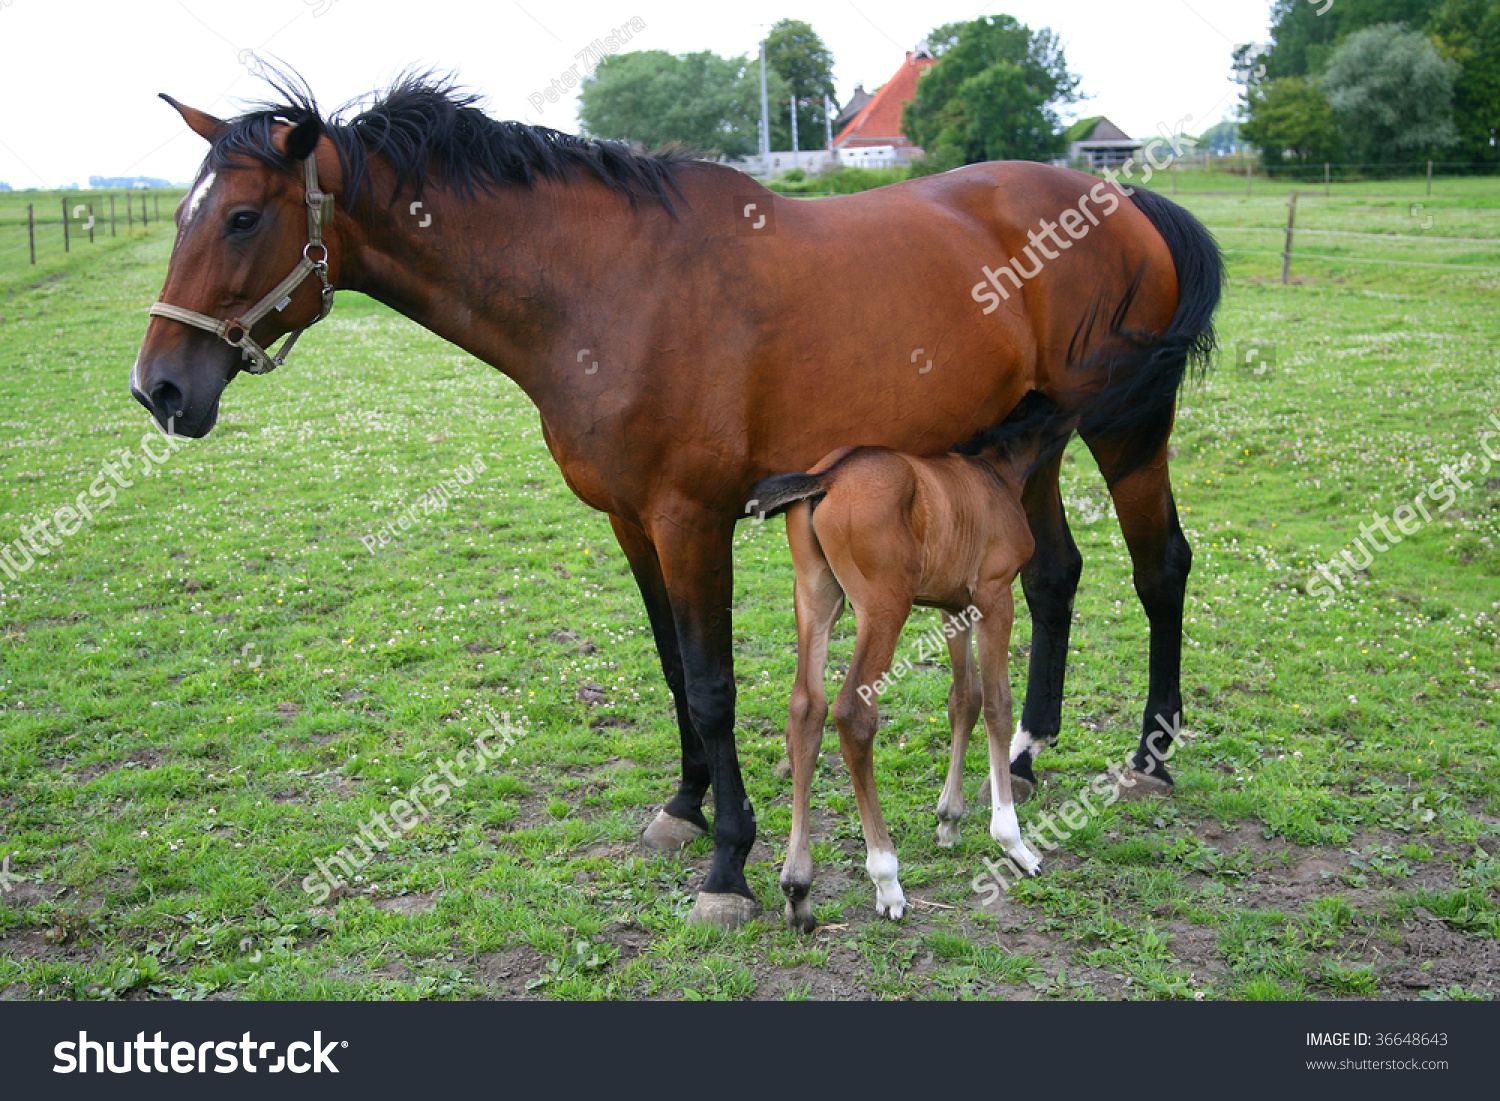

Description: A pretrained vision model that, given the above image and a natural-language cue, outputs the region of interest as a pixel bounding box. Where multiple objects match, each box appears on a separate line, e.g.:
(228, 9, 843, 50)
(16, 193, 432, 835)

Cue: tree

(1197, 119, 1244, 155)
(764, 19, 838, 150)
(901, 15, 1080, 171)
(577, 49, 786, 158)
(1247, 0, 1498, 164)
(1320, 24, 1461, 163)
(1262, 0, 1435, 79)
(1240, 77, 1340, 165)
(1429, 0, 1500, 161)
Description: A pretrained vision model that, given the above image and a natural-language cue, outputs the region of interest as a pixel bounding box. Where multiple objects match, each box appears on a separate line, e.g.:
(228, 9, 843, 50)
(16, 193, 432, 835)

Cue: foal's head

(957, 390, 1071, 484)
(131, 96, 342, 438)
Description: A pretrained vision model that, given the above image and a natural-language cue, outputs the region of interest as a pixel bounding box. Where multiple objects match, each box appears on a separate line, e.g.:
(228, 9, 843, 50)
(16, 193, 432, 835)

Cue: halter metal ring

(303, 242, 329, 265)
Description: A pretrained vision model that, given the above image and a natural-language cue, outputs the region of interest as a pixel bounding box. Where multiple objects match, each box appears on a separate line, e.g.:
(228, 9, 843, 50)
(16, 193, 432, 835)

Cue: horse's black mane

(205, 65, 696, 211)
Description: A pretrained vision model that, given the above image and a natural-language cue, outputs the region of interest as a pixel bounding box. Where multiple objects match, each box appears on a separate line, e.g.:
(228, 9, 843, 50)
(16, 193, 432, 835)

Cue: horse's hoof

(688, 892, 761, 929)
(1115, 769, 1173, 801)
(973, 774, 1034, 806)
(641, 809, 707, 852)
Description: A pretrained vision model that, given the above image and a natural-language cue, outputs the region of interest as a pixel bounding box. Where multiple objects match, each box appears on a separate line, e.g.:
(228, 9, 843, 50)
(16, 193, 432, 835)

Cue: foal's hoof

(641, 810, 707, 853)
(973, 774, 1035, 807)
(1114, 769, 1174, 802)
(784, 898, 817, 934)
(687, 892, 762, 929)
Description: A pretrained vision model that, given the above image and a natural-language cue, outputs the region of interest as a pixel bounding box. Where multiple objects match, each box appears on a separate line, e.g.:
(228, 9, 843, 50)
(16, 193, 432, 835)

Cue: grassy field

(0, 173, 1496, 1002)
(0, 188, 185, 299)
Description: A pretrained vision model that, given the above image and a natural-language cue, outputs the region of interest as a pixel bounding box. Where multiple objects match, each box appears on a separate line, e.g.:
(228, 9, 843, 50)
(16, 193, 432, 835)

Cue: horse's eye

(228, 211, 260, 232)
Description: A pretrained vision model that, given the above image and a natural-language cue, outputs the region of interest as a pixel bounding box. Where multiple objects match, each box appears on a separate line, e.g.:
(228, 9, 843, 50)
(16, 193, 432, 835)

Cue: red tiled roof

(832, 52, 936, 149)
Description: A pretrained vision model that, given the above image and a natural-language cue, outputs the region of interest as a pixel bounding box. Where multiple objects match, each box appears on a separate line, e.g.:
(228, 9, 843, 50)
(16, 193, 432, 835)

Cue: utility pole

(824, 93, 834, 149)
(758, 36, 771, 172)
(790, 95, 799, 170)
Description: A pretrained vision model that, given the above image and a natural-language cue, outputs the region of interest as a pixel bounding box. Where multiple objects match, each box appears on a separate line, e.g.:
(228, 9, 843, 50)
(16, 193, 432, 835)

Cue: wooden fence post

(1324, 162, 1330, 198)
(62, 197, 69, 252)
(1246, 156, 1252, 196)
(110, 194, 117, 237)
(127, 192, 134, 232)
(27, 203, 34, 264)
(1427, 160, 1434, 196)
(88, 202, 95, 244)
(1281, 190, 1298, 286)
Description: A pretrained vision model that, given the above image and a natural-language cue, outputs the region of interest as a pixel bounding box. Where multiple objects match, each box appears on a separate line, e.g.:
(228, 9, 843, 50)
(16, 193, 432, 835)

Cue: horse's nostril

(150, 380, 185, 417)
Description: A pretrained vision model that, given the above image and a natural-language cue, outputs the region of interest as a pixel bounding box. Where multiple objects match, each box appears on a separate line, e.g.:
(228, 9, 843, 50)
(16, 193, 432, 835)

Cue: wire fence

(1206, 190, 1500, 280)
(0, 190, 177, 266)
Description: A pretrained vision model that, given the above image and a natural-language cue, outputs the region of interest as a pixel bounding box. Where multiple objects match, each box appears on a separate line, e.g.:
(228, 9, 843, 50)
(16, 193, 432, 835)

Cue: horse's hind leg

(1010, 447, 1082, 795)
(935, 614, 979, 848)
(1084, 431, 1189, 795)
(831, 602, 910, 921)
(779, 504, 845, 933)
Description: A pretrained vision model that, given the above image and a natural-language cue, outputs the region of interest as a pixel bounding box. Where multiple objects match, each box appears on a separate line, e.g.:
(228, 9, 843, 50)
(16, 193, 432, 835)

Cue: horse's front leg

(609, 516, 711, 850)
(649, 509, 760, 928)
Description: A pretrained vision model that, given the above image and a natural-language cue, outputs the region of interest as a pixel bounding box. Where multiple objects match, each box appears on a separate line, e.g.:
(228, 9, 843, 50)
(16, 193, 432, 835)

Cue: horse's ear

(272, 118, 343, 194)
(281, 116, 321, 161)
(159, 94, 226, 143)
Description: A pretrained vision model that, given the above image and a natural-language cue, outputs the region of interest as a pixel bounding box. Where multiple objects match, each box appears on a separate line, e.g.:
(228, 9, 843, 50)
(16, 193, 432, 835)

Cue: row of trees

(576, 19, 837, 158)
(1241, 0, 1500, 168)
(577, 15, 1081, 171)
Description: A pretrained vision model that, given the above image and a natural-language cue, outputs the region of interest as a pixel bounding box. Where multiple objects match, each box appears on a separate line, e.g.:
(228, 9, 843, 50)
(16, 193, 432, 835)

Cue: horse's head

(131, 95, 343, 437)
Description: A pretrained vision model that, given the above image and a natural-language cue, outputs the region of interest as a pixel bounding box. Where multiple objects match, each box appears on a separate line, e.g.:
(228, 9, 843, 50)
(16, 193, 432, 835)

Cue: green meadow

(0, 174, 1496, 1001)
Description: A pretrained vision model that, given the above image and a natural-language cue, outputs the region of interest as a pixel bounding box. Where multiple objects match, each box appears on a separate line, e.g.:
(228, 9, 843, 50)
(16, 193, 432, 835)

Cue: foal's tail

(748, 472, 828, 520)
(1070, 185, 1223, 473)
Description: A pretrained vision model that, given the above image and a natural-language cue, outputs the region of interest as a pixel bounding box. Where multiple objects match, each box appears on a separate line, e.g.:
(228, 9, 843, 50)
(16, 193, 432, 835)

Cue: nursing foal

(752, 394, 1062, 932)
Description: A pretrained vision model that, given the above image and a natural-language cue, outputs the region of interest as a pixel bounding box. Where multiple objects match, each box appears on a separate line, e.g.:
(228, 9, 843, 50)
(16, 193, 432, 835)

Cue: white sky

(0, 0, 1273, 188)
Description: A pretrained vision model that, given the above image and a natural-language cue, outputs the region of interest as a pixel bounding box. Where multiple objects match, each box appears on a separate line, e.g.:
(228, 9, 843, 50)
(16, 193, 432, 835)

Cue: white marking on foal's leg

(866, 847, 906, 920)
(989, 776, 1042, 876)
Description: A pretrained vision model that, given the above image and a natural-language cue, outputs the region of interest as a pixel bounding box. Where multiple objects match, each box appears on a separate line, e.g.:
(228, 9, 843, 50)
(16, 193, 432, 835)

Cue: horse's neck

(339, 179, 609, 393)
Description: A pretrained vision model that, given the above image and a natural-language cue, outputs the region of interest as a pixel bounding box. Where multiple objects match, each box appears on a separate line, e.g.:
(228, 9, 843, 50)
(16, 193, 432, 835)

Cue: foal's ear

(159, 94, 227, 143)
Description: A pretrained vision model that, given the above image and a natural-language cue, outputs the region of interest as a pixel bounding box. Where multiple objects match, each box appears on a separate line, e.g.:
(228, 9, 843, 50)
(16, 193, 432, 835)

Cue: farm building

(829, 49, 937, 169)
(1061, 116, 1145, 170)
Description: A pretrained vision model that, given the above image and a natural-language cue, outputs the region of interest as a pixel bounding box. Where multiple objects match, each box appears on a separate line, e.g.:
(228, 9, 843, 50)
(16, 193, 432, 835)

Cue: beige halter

(148, 154, 335, 375)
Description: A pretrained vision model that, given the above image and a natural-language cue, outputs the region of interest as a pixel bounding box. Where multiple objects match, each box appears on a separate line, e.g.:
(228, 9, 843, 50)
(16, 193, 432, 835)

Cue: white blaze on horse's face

(184, 170, 217, 225)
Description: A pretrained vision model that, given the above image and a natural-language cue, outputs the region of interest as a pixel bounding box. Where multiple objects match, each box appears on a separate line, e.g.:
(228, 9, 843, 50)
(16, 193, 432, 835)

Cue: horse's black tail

(1070, 184, 1223, 474)
(747, 472, 827, 520)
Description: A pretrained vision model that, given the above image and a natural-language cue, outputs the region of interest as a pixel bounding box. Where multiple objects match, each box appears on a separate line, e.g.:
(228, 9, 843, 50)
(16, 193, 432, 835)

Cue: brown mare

(130, 73, 1220, 927)
(751, 394, 1063, 931)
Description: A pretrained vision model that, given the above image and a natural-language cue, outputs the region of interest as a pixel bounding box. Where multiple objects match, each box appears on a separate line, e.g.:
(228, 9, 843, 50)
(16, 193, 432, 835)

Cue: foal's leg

(935, 614, 979, 848)
(975, 583, 1042, 876)
(1084, 432, 1190, 795)
(779, 504, 845, 933)
(831, 603, 911, 921)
